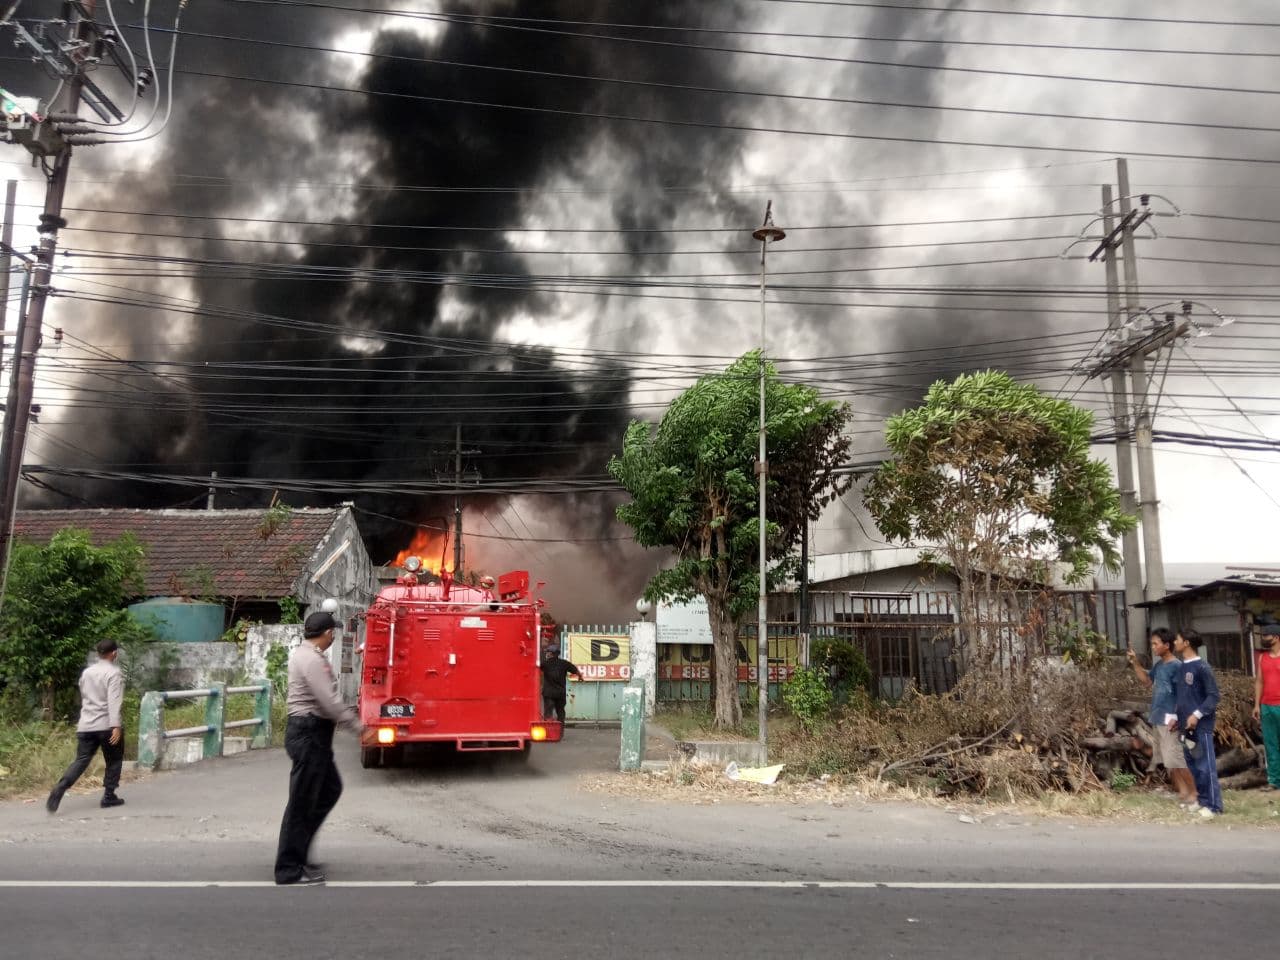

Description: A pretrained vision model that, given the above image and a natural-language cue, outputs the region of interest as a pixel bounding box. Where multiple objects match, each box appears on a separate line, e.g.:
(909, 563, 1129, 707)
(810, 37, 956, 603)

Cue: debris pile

(775, 667, 1268, 799)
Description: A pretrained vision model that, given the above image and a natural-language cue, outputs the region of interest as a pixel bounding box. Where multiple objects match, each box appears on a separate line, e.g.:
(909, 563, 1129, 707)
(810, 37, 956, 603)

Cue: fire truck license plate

(380, 703, 415, 718)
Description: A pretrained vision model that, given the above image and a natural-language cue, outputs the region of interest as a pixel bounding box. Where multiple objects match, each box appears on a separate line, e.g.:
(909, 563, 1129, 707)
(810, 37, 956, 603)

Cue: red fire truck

(357, 560, 563, 767)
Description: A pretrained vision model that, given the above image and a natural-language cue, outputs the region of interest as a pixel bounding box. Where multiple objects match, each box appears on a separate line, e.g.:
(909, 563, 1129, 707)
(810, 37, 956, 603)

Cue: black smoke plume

(30, 1, 756, 614)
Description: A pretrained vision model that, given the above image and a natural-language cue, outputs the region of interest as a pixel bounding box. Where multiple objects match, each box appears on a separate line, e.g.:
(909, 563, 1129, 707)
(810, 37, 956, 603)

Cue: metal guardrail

(137, 681, 272, 770)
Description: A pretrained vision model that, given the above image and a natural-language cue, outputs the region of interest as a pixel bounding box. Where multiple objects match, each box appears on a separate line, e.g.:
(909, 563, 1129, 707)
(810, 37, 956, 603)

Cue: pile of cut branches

(775, 665, 1267, 799)
(1076, 672, 1268, 790)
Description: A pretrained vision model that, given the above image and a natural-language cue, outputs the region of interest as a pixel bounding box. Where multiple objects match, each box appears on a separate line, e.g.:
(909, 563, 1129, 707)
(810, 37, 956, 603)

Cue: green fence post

(137, 691, 166, 770)
(204, 682, 225, 760)
(252, 681, 271, 749)
(619, 679, 646, 771)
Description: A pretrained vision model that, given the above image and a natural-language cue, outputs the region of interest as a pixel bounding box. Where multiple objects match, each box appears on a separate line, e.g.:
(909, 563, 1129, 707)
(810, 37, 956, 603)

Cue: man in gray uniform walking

(274, 611, 365, 885)
(47, 638, 126, 813)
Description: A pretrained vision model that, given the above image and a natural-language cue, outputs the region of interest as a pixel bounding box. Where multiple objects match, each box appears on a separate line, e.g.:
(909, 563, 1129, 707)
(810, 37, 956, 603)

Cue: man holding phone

(1128, 628, 1197, 807)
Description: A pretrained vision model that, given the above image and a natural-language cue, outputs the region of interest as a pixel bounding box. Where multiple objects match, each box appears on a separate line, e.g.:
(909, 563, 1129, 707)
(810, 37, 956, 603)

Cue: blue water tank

(127, 598, 226, 643)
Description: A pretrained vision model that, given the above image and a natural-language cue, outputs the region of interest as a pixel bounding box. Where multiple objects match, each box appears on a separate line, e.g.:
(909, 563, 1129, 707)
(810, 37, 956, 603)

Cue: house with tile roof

(12, 504, 378, 628)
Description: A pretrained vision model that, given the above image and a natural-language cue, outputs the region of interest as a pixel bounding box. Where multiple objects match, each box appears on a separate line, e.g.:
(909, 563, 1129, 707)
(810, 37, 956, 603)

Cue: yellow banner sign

(564, 631, 631, 681)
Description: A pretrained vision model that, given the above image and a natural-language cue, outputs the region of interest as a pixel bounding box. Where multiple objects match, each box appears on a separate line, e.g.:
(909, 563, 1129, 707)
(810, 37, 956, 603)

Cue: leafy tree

(610, 351, 852, 727)
(862, 371, 1135, 669)
(0, 528, 149, 717)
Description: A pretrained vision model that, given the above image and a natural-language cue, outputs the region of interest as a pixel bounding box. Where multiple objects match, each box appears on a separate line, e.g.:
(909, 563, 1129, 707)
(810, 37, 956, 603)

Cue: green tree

(862, 371, 1136, 669)
(610, 351, 852, 727)
(0, 528, 149, 717)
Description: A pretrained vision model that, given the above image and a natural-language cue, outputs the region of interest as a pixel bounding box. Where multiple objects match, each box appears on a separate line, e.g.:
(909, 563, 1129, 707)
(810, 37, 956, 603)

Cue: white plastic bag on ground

(724, 762, 785, 785)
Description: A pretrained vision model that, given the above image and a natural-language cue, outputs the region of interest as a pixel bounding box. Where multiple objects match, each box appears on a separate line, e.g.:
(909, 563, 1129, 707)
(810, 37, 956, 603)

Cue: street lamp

(752, 201, 784, 757)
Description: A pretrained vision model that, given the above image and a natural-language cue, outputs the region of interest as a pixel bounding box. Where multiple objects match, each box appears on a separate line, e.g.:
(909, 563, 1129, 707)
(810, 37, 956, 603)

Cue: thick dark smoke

(28, 1, 755, 615)
(24, 1, 1273, 600)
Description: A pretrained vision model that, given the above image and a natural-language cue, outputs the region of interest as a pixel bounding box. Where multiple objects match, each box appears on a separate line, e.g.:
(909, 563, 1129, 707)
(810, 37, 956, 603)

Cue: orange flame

(393, 527, 451, 575)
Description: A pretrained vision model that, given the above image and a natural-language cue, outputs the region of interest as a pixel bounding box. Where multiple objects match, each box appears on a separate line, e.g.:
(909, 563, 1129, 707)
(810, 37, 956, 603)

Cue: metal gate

(558, 624, 630, 723)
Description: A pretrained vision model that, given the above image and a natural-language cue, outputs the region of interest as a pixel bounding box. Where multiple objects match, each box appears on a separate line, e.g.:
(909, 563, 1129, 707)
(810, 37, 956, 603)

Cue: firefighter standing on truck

(539, 644, 580, 724)
(274, 611, 366, 886)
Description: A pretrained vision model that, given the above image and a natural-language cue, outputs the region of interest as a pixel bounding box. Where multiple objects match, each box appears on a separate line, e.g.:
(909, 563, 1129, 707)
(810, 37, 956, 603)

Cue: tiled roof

(12, 508, 343, 599)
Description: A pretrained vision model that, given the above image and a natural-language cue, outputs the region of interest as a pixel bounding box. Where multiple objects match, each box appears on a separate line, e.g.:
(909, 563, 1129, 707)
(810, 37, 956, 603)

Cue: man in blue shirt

(1173, 629, 1222, 818)
(1128, 627, 1196, 807)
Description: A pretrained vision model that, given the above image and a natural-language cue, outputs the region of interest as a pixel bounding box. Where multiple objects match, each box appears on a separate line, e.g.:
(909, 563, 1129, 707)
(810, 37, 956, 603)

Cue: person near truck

(1253, 622, 1280, 792)
(539, 645, 580, 724)
(274, 612, 367, 886)
(1127, 627, 1197, 808)
(1173, 629, 1222, 818)
(46, 638, 126, 813)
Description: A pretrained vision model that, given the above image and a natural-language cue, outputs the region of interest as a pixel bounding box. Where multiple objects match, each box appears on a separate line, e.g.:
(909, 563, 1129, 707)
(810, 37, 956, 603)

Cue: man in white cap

(274, 611, 365, 885)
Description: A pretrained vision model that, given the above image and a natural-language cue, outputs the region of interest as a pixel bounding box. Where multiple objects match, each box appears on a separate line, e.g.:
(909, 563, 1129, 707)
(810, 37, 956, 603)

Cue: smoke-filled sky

(3, 0, 1280, 620)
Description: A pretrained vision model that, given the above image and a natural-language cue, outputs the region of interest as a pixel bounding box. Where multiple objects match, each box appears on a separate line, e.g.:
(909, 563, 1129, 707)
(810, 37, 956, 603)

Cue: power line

(139, 26, 1280, 136)
(154, 65, 1280, 165)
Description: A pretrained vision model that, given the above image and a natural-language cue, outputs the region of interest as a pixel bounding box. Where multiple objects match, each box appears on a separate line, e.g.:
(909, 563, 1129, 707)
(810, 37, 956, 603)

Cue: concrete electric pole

(1080, 161, 1231, 637)
(1116, 158, 1166, 607)
(1099, 184, 1145, 650)
(752, 201, 784, 755)
(0, 0, 99, 574)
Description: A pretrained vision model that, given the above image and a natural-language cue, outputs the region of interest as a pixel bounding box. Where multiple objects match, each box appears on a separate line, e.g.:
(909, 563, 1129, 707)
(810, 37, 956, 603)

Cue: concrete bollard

(137, 691, 165, 771)
(203, 682, 225, 760)
(619, 679, 646, 771)
(252, 683, 272, 749)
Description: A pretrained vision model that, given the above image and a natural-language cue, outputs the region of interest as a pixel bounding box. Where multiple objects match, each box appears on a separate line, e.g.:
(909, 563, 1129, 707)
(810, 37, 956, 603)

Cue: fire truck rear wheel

(360, 746, 404, 768)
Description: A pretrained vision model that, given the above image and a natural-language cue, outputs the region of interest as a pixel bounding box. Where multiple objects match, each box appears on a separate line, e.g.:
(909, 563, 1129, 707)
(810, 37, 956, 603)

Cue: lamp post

(752, 202, 784, 756)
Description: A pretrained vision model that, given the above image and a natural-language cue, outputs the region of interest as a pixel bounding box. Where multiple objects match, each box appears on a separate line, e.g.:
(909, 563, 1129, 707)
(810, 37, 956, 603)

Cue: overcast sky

(3, 0, 1279, 617)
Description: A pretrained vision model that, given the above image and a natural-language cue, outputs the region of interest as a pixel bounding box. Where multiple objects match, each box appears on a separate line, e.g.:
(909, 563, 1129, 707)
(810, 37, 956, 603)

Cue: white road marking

(0, 880, 1279, 891)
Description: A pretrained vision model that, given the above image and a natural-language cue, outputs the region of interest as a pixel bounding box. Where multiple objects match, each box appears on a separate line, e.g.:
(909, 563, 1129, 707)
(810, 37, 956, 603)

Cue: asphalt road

(1, 885, 1273, 960)
(2, 728, 1277, 958)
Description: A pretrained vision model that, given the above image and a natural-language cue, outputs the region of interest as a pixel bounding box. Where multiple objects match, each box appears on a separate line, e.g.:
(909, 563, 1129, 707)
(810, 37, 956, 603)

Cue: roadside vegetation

(0, 527, 288, 800)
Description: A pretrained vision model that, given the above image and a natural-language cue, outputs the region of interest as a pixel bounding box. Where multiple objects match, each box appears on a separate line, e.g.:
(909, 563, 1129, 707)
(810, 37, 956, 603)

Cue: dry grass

(0, 722, 145, 801)
(590, 759, 1280, 828)
(768, 668, 1139, 799)
(0, 694, 284, 801)
(595, 666, 1280, 825)
(652, 707, 758, 743)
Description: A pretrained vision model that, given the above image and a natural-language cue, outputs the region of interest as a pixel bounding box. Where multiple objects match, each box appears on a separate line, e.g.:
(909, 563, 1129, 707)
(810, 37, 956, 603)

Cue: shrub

(810, 636, 872, 702)
(782, 667, 834, 732)
(1110, 770, 1138, 792)
(266, 643, 290, 699)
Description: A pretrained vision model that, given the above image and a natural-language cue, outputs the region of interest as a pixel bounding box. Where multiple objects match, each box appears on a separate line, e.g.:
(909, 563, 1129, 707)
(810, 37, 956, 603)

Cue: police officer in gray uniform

(274, 611, 365, 885)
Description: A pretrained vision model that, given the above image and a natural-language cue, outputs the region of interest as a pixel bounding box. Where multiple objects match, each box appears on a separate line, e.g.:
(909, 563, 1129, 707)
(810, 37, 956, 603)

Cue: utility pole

(1079, 163, 1232, 637)
(0, 0, 97, 574)
(434, 426, 479, 577)
(752, 202, 784, 755)
(798, 515, 810, 667)
(207, 471, 218, 510)
(1100, 184, 1146, 651)
(0, 180, 14, 343)
(1117, 158, 1166, 606)
(453, 424, 464, 575)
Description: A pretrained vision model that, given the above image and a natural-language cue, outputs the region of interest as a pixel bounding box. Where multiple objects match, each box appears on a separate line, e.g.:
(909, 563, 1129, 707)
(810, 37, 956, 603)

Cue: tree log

(1129, 719, 1156, 751)
(1081, 735, 1144, 752)
(1106, 699, 1152, 715)
(1106, 710, 1136, 735)
(1220, 768, 1268, 791)
(1216, 747, 1260, 777)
